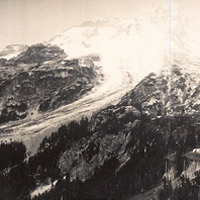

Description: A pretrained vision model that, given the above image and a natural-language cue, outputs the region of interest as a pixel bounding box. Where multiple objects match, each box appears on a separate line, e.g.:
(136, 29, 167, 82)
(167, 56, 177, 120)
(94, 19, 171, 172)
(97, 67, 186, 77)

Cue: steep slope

(30, 63, 200, 199)
(1, 61, 200, 199)
(120, 61, 200, 116)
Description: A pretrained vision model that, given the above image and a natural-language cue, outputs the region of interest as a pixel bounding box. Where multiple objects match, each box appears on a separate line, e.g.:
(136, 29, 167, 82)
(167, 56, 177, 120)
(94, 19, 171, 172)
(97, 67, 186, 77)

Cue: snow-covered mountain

(1, 4, 200, 200)
(49, 5, 200, 71)
(49, 4, 200, 110)
(1, 4, 200, 154)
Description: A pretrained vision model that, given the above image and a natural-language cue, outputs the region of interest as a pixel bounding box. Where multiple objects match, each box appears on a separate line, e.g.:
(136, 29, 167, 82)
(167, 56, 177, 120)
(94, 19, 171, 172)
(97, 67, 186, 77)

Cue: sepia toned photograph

(0, 0, 200, 199)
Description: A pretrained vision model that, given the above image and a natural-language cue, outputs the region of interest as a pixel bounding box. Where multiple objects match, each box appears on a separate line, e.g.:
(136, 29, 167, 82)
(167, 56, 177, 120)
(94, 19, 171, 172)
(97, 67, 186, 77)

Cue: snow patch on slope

(30, 180, 57, 199)
(0, 51, 23, 59)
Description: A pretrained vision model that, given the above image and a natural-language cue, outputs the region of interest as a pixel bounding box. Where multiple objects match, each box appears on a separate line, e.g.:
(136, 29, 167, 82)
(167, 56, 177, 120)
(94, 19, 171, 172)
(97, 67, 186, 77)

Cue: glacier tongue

(49, 15, 168, 106)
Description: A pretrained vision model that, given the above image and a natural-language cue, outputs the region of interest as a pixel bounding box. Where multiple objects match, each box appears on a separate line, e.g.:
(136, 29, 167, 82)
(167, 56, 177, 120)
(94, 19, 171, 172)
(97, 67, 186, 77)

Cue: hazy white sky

(0, 0, 200, 50)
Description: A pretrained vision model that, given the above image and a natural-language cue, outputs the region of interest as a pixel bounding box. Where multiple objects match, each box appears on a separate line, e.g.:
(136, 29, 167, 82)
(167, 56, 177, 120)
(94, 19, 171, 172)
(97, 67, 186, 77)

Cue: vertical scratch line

(168, 0, 172, 134)
(168, 0, 172, 85)
(168, 0, 171, 58)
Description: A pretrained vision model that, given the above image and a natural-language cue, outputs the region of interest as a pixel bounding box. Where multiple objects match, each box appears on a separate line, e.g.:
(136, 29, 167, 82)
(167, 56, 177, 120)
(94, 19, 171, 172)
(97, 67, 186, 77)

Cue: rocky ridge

(0, 44, 101, 125)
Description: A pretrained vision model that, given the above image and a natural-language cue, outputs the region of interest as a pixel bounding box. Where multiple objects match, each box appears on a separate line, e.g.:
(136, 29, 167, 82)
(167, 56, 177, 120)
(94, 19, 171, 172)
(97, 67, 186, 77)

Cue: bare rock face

(7, 44, 66, 65)
(0, 44, 100, 124)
